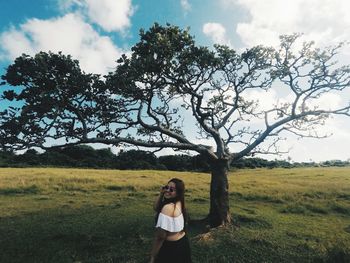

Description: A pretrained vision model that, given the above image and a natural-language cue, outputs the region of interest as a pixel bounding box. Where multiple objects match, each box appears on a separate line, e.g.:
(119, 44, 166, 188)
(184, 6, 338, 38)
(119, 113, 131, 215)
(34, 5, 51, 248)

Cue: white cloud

(58, 0, 134, 32)
(232, 0, 350, 48)
(244, 88, 344, 113)
(84, 0, 134, 32)
(180, 0, 191, 13)
(279, 115, 350, 162)
(243, 89, 279, 111)
(202, 22, 232, 47)
(309, 93, 343, 111)
(0, 14, 123, 75)
(0, 27, 35, 60)
(58, 0, 84, 11)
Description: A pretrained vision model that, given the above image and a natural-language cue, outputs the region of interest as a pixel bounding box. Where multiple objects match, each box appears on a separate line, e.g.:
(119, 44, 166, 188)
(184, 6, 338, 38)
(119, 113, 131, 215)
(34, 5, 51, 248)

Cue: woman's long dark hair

(155, 178, 188, 230)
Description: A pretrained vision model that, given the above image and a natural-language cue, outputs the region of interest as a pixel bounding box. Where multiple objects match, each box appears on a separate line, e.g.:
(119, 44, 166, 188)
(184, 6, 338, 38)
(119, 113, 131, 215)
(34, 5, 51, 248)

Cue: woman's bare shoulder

(160, 203, 175, 216)
(161, 202, 182, 217)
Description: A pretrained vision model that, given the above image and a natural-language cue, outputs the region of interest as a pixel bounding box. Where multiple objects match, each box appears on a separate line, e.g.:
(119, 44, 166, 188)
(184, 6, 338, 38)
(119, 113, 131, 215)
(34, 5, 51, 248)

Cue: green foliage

(0, 151, 14, 167)
(1, 147, 349, 170)
(232, 157, 293, 169)
(158, 154, 209, 171)
(116, 149, 159, 169)
(1, 23, 350, 167)
(0, 52, 103, 149)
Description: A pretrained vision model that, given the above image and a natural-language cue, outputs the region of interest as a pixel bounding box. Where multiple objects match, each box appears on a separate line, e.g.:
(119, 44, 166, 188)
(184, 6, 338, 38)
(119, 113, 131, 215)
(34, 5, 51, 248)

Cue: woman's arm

(149, 228, 167, 263)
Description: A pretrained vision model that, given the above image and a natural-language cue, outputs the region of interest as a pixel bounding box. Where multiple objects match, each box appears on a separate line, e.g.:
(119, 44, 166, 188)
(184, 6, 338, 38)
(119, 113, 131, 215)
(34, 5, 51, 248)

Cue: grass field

(0, 167, 349, 263)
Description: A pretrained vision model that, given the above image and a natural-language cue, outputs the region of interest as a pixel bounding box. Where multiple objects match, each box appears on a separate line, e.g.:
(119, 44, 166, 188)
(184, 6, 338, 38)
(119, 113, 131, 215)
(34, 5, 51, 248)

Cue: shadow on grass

(279, 202, 349, 216)
(313, 241, 350, 263)
(0, 185, 40, 195)
(1, 201, 348, 263)
(330, 203, 350, 215)
(105, 185, 136, 191)
(232, 213, 273, 229)
(0, 204, 153, 263)
(230, 191, 284, 204)
(189, 216, 315, 263)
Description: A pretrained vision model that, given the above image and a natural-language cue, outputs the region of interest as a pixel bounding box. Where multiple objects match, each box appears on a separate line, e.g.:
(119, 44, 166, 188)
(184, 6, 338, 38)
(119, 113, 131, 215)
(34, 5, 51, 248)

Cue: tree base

(189, 213, 232, 229)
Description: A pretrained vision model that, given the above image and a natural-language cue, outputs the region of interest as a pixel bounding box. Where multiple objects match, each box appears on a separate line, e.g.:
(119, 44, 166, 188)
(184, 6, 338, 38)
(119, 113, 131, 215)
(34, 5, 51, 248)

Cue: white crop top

(155, 213, 184, 232)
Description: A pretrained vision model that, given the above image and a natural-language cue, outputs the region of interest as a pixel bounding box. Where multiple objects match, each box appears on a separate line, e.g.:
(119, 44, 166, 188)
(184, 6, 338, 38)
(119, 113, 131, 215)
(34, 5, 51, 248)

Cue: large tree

(1, 24, 350, 227)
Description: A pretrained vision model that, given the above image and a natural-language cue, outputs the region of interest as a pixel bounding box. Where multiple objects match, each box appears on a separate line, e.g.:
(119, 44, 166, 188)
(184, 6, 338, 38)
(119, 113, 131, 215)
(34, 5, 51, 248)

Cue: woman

(149, 178, 192, 263)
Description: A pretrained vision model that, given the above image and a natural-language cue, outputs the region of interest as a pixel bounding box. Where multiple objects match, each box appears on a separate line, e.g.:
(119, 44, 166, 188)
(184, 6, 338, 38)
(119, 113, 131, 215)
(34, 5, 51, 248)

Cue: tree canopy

(1, 25, 349, 161)
(1, 23, 350, 226)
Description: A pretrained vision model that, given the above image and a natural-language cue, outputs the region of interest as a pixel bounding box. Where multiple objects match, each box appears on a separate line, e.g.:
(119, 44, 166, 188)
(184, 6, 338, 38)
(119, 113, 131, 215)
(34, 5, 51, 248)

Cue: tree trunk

(207, 158, 231, 227)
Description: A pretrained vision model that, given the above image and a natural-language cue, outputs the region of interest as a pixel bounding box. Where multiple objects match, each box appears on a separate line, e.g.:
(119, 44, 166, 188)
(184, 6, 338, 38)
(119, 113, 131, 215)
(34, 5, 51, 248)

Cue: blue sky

(0, 0, 248, 68)
(1, 0, 350, 162)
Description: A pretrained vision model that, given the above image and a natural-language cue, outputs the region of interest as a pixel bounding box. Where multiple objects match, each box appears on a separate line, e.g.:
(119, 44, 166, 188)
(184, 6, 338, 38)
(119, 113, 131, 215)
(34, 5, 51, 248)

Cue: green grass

(0, 167, 349, 262)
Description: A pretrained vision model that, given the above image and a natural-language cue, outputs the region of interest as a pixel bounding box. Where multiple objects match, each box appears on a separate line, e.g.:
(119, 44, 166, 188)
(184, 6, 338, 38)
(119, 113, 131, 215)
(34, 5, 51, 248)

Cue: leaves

(1, 24, 349, 160)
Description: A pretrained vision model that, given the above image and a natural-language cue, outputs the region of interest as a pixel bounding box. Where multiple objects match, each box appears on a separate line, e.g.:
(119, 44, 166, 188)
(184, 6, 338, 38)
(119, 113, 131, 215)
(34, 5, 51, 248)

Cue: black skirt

(155, 234, 192, 263)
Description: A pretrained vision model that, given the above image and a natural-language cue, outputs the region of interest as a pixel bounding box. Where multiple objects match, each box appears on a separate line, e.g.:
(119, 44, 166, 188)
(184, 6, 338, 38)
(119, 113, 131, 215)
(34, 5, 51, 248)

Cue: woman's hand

(160, 185, 166, 195)
(159, 186, 166, 200)
(153, 186, 165, 211)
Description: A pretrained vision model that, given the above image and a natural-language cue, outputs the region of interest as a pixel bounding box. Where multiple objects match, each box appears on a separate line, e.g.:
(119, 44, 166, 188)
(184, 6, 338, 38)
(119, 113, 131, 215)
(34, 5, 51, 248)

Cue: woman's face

(163, 181, 177, 199)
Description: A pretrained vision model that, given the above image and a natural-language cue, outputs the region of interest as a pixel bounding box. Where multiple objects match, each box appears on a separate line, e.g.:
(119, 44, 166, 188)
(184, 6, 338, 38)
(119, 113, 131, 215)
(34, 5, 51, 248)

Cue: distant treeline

(0, 145, 349, 171)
